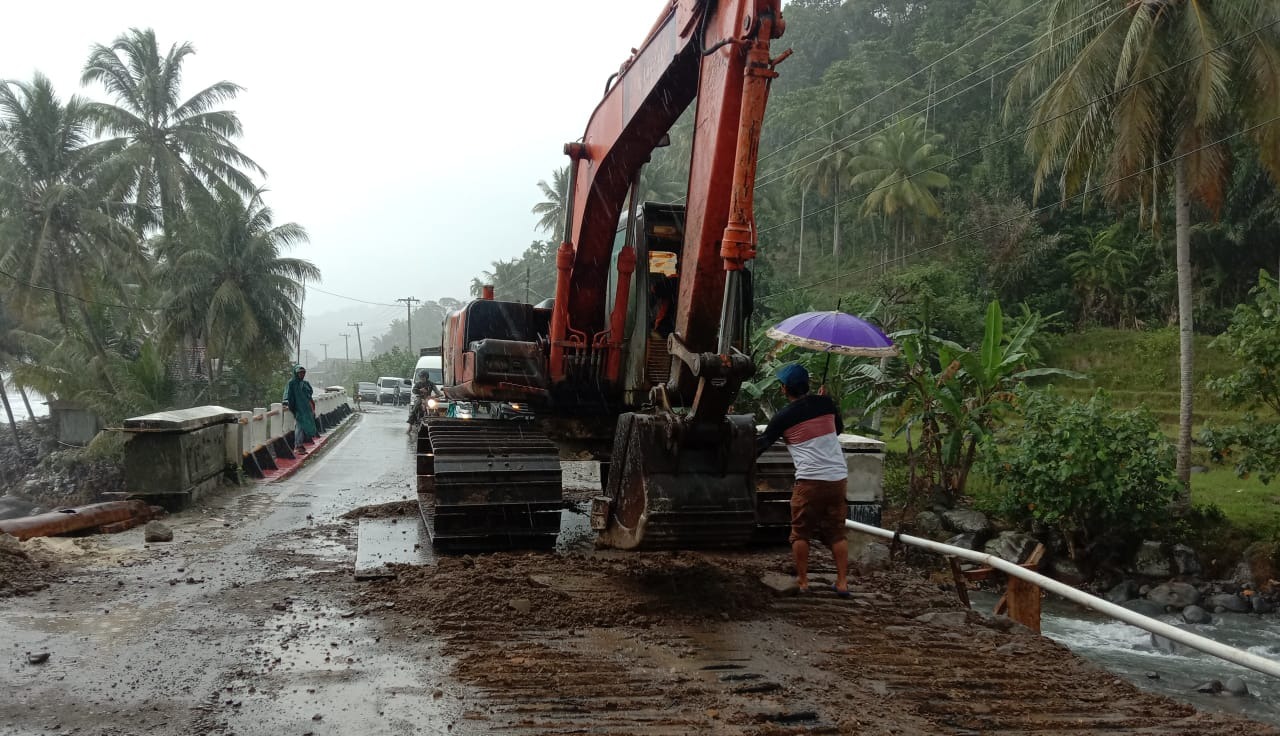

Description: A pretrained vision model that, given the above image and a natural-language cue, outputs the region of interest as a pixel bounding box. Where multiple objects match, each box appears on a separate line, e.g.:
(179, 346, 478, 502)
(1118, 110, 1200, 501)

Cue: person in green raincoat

(284, 365, 318, 453)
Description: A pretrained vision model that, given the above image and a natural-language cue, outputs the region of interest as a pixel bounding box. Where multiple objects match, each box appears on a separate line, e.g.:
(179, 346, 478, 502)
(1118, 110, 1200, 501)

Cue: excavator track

(596, 412, 757, 550)
(752, 445, 796, 544)
(417, 418, 562, 552)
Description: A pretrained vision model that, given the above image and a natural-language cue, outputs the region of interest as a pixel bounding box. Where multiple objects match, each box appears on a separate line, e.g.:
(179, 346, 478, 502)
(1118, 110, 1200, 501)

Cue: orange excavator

(418, 0, 788, 551)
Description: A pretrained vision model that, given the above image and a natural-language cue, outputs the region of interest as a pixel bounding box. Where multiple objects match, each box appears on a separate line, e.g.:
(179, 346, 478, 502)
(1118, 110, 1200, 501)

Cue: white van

(376, 376, 400, 405)
(413, 355, 443, 386)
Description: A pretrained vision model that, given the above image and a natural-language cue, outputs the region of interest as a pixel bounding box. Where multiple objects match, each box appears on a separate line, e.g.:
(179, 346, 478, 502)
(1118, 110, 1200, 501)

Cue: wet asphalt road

(0, 406, 461, 736)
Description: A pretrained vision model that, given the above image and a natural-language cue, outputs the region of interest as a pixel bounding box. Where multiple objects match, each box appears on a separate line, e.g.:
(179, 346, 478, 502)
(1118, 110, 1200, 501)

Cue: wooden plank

(354, 517, 431, 580)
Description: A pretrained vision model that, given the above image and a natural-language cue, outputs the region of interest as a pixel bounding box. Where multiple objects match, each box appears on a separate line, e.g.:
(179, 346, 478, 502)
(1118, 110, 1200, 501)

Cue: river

(973, 591, 1280, 726)
(1, 373, 47, 420)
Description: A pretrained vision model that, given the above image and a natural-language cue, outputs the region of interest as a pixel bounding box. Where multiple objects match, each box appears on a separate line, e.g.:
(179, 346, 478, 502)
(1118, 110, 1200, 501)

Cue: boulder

(982, 531, 1040, 564)
(1049, 557, 1089, 585)
(1147, 583, 1200, 608)
(1206, 593, 1249, 613)
(944, 533, 981, 551)
(1193, 680, 1224, 695)
(760, 573, 799, 596)
(1224, 677, 1249, 696)
(942, 509, 992, 536)
(1130, 541, 1172, 578)
(857, 542, 891, 572)
(1251, 596, 1275, 614)
(1181, 605, 1211, 625)
(1151, 634, 1195, 655)
(1105, 580, 1139, 604)
(1170, 544, 1202, 577)
(508, 598, 532, 615)
(914, 511, 944, 538)
(1121, 599, 1165, 618)
(143, 521, 173, 543)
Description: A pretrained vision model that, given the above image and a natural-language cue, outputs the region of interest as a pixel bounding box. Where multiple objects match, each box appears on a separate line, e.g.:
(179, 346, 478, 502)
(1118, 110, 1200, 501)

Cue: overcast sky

(1, 0, 670, 352)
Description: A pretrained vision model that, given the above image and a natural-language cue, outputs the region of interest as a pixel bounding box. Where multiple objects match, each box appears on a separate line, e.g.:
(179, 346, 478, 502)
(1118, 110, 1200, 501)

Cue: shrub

(981, 387, 1179, 556)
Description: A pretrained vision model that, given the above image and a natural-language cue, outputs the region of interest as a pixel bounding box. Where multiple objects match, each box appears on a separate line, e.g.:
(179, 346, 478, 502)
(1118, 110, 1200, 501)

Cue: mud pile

(0, 534, 53, 597)
(340, 500, 419, 520)
(362, 552, 775, 631)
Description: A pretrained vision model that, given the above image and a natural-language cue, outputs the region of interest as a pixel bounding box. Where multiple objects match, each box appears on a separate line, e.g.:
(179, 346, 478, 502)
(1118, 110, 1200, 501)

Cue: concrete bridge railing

(123, 387, 353, 509)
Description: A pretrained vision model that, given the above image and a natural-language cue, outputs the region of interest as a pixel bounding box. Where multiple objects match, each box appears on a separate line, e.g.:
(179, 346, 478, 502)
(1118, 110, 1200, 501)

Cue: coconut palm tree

(1007, 0, 1280, 492)
(790, 101, 861, 265)
(158, 186, 318, 396)
(531, 167, 568, 235)
(0, 74, 139, 337)
(849, 116, 951, 269)
(82, 28, 263, 232)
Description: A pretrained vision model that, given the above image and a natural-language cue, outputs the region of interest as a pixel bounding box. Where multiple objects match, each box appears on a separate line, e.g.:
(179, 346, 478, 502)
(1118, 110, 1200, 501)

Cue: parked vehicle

(376, 376, 400, 405)
(396, 379, 413, 405)
(356, 382, 378, 403)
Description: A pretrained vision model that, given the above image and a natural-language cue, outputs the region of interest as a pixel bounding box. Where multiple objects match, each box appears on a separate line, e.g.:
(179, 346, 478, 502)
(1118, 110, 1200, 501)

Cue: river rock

(1170, 544, 1202, 577)
(143, 521, 173, 543)
(1046, 557, 1087, 585)
(914, 511, 944, 538)
(1194, 680, 1224, 694)
(1181, 605, 1211, 624)
(760, 573, 799, 596)
(1147, 582, 1200, 608)
(1130, 541, 1172, 578)
(1121, 599, 1165, 618)
(1152, 634, 1194, 655)
(945, 533, 981, 551)
(1106, 580, 1139, 604)
(1206, 593, 1249, 613)
(508, 598, 532, 615)
(942, 509, 992, 536)
(1224, 677, 1249, 696)
(1252, 596, 1275, 614)
(983, 531, 1040, 564)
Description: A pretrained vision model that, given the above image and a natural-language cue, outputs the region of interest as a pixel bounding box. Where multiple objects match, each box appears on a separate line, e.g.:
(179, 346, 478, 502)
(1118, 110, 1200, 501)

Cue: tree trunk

(0, 381, 23, 459)
(17, 385, 34, 421)
(1174, 159, 1194, 500)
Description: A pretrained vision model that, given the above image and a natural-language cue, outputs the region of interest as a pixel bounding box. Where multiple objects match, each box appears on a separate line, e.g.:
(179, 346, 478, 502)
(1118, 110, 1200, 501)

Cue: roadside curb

(259, 414, 361, 484)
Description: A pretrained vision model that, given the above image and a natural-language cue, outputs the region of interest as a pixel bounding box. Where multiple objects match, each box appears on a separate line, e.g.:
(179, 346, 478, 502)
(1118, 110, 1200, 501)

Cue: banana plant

(866, 300, 1082, 499)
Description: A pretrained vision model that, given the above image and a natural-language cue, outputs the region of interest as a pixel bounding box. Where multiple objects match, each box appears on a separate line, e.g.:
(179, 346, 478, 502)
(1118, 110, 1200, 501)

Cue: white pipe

(845, 520, 1280, 680)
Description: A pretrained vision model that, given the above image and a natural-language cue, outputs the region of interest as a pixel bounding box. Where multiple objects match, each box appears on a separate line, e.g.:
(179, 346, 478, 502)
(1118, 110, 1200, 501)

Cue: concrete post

(239, 411, 252, 456)
(252, 408, 266, 450)
(269, 403, 283, 443)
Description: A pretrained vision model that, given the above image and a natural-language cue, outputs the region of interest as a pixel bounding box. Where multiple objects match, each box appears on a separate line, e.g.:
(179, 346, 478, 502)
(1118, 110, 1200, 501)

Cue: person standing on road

(284, 365, 318, 454)
(756, 363, 850, 596)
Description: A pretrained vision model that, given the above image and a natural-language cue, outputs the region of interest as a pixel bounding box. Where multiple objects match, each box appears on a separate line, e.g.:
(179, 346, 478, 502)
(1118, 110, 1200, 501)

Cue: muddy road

(2, 407, 1275, 735)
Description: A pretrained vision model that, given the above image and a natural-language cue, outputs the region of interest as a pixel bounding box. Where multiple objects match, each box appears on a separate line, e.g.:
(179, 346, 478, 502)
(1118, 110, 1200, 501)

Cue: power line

(305, 284, 401, 307)
(0, 266, 161, 311)
(757, 114, 1280, 303)
(756, 0, 1053, 168)
(757, 16, 1280, 237)
(753, 2, 1130, 192)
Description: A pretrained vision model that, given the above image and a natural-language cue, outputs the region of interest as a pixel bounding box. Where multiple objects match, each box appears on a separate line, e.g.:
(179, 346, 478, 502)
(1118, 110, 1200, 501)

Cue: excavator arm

(424, 0, 787, 552)
(549, 0, 785, 417)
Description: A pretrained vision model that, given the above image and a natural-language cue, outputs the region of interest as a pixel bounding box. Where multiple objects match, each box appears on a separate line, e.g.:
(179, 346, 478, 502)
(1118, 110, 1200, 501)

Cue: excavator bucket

(417, 419, 563, 552)
(596, 412, 757, 550)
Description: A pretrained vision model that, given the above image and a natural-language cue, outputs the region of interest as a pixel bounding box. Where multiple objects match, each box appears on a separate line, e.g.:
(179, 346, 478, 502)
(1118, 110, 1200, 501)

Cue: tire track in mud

(365, 553, 1280, 736)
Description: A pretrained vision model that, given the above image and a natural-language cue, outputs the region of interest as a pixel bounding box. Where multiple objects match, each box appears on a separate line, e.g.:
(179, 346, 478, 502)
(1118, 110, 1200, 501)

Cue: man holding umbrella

(757, 363, 850, 597)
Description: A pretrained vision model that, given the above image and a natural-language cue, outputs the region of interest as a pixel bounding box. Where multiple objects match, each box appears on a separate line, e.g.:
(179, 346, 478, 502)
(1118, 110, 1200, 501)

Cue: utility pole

(525, 263, 530, 304)
(340, 333, 351, 363)
(348, 322, 365, 363)
(320, 343, 328, 363)
(396, 297, 421, 355)
(297, 281, 306, 365)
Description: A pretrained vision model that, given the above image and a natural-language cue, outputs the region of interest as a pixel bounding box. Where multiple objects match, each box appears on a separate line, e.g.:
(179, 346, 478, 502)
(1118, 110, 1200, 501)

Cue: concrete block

(124, 423, 230, 496)
(122, 406, 240, 431)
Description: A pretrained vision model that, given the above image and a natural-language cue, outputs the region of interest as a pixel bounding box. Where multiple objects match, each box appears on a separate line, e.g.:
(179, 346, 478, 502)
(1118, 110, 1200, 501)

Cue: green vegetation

(0, 29, 314, 455)
(980, 388, 1180, 557)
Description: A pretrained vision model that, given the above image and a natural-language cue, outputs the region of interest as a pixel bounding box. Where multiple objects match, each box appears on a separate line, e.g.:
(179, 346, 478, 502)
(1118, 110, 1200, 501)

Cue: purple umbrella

(766, 311, 898, 358)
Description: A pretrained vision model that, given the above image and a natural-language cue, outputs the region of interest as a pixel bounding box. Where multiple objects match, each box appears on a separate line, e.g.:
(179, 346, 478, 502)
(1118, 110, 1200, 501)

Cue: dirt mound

(340, 500, 419, 520)
(0, 533, 54, 597)
(362, 552, 774, 631)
